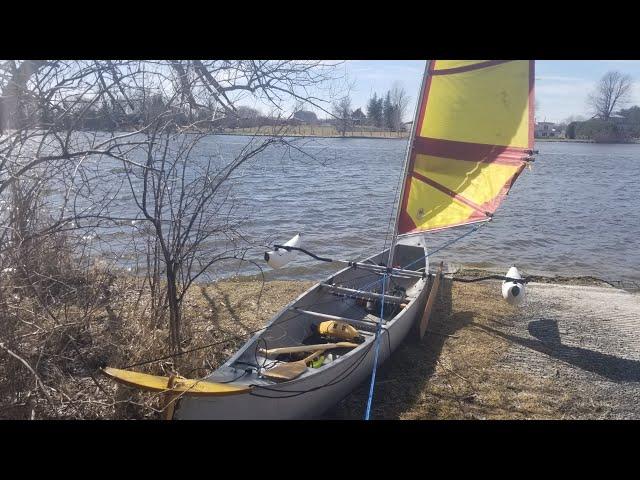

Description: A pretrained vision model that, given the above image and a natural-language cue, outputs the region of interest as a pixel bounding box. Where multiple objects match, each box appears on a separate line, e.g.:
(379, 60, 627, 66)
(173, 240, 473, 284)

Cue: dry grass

(1, 274, 600, 419)
(177, 279, 315, 379)
(0, 273, 314, 420)
(325, 280, 593, 420)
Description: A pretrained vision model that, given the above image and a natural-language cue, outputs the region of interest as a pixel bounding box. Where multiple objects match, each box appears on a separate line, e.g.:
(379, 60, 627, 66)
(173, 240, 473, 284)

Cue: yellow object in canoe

(318, 320, 361, 342)
(102, 367, 251, 397)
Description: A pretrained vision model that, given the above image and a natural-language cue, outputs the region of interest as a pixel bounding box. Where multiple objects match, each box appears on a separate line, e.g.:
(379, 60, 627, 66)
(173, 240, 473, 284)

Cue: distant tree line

(1, 87, 325, 134)
(329, 83, 410, 136)
(566, 106, 640, 142)
(14, 82, 413, 137)
(366, 85, 410, 131)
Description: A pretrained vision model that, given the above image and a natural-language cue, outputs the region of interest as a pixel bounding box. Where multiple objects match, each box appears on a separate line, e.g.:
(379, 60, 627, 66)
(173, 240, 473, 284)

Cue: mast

(387, 60, 431, 271)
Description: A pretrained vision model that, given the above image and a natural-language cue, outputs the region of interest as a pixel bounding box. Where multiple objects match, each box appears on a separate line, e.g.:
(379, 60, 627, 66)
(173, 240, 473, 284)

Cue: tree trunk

(165, 265, 181, 360)
(0, 60, 47, 132)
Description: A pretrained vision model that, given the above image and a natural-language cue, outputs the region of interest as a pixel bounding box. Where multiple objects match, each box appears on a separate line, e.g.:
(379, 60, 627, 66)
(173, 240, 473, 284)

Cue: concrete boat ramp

(491, 282, 640, 419)
(327, 280, 640, 419)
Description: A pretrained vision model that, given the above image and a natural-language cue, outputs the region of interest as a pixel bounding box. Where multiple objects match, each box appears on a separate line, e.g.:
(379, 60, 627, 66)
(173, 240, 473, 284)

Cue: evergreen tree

(383, 91, 396, 130)
(376, 97, 384, 127)
(366, 93, 382, 127)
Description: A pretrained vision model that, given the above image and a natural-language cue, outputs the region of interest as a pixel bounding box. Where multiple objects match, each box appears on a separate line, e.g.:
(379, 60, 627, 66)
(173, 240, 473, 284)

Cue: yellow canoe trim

(102, 367, 251, 397)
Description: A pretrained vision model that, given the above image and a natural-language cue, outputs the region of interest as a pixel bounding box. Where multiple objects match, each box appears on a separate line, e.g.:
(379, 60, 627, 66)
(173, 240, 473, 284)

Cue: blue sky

(341, 60, 640, 124)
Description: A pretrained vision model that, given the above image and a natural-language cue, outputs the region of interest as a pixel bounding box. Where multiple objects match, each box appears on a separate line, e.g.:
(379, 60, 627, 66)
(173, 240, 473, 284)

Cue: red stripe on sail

(528, 60, 535, 148)
(397, 207, 418, 235)
(430, 60, 513, 76)
(411, 171, 491, 217)
(478, 162, 528, 213)
(413, 137, 528, 166)
(398, 152, 417, 235)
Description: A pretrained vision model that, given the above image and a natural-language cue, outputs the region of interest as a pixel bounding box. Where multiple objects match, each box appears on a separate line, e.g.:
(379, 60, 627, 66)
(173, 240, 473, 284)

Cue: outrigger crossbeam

(272, 244, 425, 279)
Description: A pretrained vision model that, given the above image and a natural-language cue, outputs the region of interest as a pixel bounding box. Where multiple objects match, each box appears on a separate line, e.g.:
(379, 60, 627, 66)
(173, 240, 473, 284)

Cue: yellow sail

(397, 60, 535, 235)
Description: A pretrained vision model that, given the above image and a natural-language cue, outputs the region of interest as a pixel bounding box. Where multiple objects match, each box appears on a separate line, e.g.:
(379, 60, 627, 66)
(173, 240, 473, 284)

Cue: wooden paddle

(418, 261, 443, 340)
(261, 350, 326, 382)
(258, 341, 358, 358)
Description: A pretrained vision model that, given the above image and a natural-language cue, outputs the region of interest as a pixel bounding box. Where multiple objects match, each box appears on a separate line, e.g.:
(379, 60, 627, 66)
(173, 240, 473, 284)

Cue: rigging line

(119, 309, 306, 369)
(248, 302, 399, 399)
(119, 247, 404, 371)
(382, 63, 429, 254)
(118, 280, 400, 400)
(253, 326, 393, 399)
(382, 146, 411, 253)
(364, 271, 387, 420)
(402, 222, 487, 272)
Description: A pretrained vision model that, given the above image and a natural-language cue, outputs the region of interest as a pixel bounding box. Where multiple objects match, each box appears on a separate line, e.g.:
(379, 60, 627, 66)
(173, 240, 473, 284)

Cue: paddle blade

(419, 261, 443, 339)
(102, 367, 251, 397)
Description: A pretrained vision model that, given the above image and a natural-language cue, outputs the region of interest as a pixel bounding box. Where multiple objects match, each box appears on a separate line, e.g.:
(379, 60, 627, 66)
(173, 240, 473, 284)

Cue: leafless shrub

(0, 59, 341, 418)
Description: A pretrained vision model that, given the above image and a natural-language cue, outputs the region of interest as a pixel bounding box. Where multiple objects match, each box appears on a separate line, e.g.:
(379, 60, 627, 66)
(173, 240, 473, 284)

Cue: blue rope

(402, 222, 486, 271)
(364, 271, 387, 420)
(361, 222, 485, 419)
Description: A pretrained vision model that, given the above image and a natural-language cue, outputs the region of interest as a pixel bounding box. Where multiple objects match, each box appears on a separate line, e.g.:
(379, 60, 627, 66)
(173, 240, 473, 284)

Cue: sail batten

(397, 60, 534, 236)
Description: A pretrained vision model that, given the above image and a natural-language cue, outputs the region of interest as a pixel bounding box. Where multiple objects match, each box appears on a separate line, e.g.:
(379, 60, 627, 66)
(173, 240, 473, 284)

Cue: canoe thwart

(291, 307, 379, 332)
(258, 342, 358, 358)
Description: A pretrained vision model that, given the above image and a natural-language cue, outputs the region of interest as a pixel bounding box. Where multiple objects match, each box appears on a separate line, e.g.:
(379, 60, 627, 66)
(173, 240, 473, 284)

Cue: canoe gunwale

(222, 244, 428, 388)
(174, 243, 429, 417)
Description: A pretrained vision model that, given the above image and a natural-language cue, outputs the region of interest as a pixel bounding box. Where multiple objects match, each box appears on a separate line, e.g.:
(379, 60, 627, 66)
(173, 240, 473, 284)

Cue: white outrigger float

(103, 60, 536, 419)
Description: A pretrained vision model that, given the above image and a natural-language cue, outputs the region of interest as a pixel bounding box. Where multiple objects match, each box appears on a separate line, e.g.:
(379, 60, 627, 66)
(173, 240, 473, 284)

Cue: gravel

(493, 282, 640, 419)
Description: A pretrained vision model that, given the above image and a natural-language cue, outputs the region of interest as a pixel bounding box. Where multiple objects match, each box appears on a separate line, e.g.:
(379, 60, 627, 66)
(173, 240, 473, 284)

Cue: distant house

(350, 108, 366, 126)
(293, 110, 318, 124)
(402, 121, 413, 132)
(535, 121, 564, 138)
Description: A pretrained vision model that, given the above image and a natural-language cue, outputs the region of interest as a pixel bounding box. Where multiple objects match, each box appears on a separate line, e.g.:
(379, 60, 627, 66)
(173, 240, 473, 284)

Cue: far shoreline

(214, 132, 640, 144)
(213, 131, 408, 140)
(535, 137, 640, 144)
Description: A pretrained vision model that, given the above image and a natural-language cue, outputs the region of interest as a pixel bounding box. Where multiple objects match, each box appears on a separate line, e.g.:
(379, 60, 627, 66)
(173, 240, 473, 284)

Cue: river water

(208, 136, 639, 285)
(82, 135, 640, 285)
